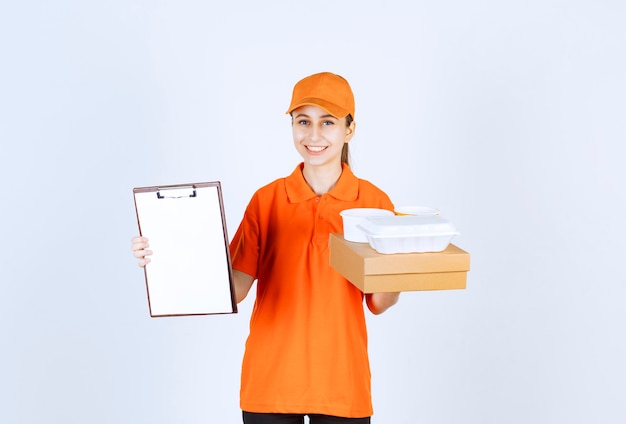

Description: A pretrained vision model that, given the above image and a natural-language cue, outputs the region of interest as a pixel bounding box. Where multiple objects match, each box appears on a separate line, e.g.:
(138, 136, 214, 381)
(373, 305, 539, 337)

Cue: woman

(132, 72, 400, 424)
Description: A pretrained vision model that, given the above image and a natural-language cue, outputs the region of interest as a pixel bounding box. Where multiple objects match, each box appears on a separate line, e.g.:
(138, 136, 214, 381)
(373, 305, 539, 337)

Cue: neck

(302, 163, 343, 195)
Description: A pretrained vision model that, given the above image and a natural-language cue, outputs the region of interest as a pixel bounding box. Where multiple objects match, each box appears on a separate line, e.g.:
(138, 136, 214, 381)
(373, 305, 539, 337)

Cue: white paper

(133, 183, 236, 316)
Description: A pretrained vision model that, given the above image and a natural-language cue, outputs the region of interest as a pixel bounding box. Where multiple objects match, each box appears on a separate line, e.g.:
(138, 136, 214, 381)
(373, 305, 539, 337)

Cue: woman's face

(291, 105, 355, 169)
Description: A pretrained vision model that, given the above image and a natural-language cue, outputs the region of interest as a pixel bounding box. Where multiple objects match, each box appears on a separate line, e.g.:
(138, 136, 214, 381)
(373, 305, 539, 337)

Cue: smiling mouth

(306, 145, 328, 152)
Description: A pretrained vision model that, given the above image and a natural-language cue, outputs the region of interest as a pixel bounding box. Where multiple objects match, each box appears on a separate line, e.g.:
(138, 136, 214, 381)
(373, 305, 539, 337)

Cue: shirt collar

(285, 163, 359, 203)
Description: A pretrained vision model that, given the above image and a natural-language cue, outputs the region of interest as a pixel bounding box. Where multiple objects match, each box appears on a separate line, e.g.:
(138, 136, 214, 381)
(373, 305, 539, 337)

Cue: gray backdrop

(1, 1, 624, 423)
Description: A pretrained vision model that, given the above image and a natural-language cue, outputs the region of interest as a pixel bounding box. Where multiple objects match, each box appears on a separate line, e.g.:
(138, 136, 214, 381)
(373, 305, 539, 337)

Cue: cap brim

(286, 97, 349, 118)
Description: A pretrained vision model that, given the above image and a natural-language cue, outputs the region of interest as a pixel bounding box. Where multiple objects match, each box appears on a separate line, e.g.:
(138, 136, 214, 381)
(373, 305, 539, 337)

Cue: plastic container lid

(358, 215, 457, 237)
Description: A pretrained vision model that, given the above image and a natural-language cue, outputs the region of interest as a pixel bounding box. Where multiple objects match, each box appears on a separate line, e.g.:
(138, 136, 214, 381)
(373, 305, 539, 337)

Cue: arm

(365, 292, 400, 315)
(232, 269, 255, 304)
(131, 236, 255, 304)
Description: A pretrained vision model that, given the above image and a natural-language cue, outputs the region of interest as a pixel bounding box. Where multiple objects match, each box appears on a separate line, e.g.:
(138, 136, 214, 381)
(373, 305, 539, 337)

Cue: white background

(1, 1, 624, 423)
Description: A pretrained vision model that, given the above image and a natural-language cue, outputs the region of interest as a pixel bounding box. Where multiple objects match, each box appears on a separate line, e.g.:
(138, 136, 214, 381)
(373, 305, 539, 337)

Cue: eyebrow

(294, 113, 338, 120)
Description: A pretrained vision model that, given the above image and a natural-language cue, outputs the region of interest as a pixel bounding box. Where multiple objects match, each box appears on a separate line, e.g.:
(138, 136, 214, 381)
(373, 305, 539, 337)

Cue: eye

(297, 119, 310, 126)
(322, 120, 335, 126)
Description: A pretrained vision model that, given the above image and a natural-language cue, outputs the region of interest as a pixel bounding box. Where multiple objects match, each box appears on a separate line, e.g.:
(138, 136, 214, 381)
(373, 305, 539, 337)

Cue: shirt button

(315, 197, 320, 202)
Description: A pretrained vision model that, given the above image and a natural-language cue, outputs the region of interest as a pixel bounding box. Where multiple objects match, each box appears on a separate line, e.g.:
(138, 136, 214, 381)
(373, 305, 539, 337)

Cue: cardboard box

(329, 233, 470, 293)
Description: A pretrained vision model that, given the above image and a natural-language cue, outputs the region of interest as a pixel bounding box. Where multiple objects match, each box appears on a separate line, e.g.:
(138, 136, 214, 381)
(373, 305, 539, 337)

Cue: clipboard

(133, 182, 237, 317)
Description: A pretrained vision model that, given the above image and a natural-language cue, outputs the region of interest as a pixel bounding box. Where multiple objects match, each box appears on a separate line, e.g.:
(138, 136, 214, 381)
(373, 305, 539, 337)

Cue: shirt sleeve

(229, 194, 261, 279)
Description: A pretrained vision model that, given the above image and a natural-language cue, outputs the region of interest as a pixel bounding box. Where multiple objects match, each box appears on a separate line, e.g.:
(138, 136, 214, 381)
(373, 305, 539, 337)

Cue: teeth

(307, 146, 327, 152)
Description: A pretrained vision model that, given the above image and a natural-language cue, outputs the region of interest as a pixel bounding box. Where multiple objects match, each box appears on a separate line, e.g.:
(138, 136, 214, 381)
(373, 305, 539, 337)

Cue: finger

(131, 244, 145, 253)
(131, 236, 149, 247)
(133, 249, 153, 259)
(131, 240, 150, 251)
(138, 257, 151, 267)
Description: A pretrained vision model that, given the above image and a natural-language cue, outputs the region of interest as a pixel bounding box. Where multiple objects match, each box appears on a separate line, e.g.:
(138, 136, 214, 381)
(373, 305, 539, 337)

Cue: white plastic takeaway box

(357, 215, 459, 254)
(339, 208, 394, 243)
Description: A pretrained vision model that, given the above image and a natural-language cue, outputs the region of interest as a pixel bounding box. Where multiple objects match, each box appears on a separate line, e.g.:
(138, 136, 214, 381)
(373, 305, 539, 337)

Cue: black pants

(242, 411, 371, 424)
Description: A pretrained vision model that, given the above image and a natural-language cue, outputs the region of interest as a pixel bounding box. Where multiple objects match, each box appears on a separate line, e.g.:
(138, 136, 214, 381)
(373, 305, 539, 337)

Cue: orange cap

(286, 72, 355, 118)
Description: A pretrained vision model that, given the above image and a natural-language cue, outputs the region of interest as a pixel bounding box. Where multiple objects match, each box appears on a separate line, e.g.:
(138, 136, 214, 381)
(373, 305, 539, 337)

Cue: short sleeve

(229, 194, 261, 279)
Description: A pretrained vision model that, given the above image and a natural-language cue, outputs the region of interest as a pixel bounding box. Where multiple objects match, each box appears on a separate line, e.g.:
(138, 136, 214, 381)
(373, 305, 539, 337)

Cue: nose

(310, 124, 322, 142)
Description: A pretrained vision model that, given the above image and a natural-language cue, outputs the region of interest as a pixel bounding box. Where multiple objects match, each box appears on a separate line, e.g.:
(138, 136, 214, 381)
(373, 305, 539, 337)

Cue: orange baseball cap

(286, 72, 355, 118)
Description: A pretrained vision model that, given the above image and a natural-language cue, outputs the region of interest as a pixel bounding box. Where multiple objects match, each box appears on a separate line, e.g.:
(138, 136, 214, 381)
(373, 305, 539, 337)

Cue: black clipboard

(133, 182, 237, 317)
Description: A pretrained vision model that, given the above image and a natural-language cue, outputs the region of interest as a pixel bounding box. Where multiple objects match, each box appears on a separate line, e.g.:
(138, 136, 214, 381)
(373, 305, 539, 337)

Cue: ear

(344, 120, 356, 143)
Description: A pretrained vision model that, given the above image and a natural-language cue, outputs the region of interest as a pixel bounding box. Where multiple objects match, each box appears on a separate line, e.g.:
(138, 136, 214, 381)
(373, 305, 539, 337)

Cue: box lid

(329, 233, 470, 276)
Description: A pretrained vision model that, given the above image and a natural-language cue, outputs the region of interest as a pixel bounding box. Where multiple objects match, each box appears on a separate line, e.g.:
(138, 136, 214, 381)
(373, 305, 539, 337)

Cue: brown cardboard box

(329, 233, 470, 293)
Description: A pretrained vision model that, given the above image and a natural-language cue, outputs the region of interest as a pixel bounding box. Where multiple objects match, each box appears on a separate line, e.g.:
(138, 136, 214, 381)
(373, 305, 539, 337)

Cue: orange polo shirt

(229, 163, 394, 418)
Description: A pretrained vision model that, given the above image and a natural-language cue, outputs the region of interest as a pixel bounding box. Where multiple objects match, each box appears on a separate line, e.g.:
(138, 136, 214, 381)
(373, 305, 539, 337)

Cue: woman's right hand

(131, 236, 152, 267)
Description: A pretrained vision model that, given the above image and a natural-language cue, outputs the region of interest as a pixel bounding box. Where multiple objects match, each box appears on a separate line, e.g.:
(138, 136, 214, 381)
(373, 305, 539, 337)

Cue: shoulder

(252, 176, 287, 198)
(357, 177, 386, 193)
(357, 176, 390, 197)
(253, 164, 302, 197)
(244, 176, 288, 213)
(356, 177, 394, 208)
